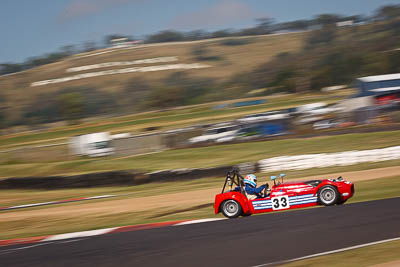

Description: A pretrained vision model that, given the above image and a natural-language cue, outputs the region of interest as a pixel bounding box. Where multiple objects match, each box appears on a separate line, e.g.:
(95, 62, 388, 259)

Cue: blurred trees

(191, 45, 222, 61)
(313, 14, 342, 27)
(306, 26, 336, 48)
(120, 78, 151, 112)
(146, 30, 184, 43)
(375, 5, 400, 21)
(0, 63, 24, 75)
(83, 41, 97, 52)
(146, 72, 216, 108)
(20, 87, 118, 126)
(0, 111, 6, 130)
(60, 45, 77, 56)
(59, 93, 83, 125)
(255, 18, 275, 34)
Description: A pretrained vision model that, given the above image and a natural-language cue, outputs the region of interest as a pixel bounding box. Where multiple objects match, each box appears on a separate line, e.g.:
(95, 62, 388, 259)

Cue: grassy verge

(1, 159, 400, 208)
(282, 240, 400, 267)
(0, 176, 223, 207)
(1, 130, 400, 178)
(0, 172, 399, 240)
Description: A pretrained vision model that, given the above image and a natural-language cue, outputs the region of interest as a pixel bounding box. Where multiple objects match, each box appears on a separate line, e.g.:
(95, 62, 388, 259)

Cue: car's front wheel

(318, 185, 339, 206)
(221, 200, 242, 218)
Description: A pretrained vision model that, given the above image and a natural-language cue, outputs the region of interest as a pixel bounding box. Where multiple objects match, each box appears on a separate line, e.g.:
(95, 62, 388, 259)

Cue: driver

(243, 174, 267, 200)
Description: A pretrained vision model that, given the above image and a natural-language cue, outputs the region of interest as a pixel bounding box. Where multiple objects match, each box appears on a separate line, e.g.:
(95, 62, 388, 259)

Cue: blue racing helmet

(244, 174, 257, 187)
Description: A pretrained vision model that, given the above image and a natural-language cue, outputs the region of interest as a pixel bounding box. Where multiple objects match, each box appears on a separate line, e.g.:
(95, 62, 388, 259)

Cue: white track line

(0, 239, 86, 255)
(174, 218, 226, 226)
(83, 195, 117, 200)
(0, 194, 117, 211)
(42, 228, 117, 242)
(252, 236, 400, 267)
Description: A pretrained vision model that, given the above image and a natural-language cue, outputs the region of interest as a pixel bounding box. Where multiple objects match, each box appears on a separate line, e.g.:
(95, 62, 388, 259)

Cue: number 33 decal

(271, 196, 290, 210)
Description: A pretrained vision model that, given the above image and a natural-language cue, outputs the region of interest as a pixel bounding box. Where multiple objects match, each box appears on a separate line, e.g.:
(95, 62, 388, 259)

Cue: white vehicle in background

(237, 111, 290, 123)
(313, 119, 339, 130)
(188, 124, 240, 144)
(69, 132, 114, 157)
(296, 102, 327, 114)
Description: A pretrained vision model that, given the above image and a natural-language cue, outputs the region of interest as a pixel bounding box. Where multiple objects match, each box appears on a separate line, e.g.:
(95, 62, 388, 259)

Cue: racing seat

(245, 191, 258, 200)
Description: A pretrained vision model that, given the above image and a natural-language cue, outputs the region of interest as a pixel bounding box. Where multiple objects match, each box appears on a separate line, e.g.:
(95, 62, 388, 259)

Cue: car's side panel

(214, 192, 251, 215)
(333, 181, 354, 201)
(250, 193, 318, 214)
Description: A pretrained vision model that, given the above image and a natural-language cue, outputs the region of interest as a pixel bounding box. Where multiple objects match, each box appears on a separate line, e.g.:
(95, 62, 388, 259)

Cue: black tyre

(221, 200, 242, 218)
(336, 199, 347, 205)
(318, 185, 339, 206)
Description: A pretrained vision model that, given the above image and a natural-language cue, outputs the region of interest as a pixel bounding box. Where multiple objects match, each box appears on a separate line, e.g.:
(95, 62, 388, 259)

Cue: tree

(0, 110, 6, 130)
(58, 87, 117, 117)
(23, 93, 61, 124)
(120, 78, 152, 112)
(60, 45, 76, 56)
(255, 17, 275, 34)
(313, 14, 342, 27)
(361, 53, 390, 76)
(0, 63, 23, 75)
(83, 41, 97, 52)
(286, 20, 311, 31)
(387, 51, 400, 73)
(211, 29, 233, 38)
(185, 30, 209, 41)
(146, 86, 184, 109)
(306, 25, 336, 47)
(59, 93, 83, 124)
(146, 30, 184, 43)
(375, 5, 400, 21)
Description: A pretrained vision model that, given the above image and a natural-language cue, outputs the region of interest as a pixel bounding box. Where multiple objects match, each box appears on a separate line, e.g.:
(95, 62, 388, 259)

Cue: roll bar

(221, 168, 246, 195)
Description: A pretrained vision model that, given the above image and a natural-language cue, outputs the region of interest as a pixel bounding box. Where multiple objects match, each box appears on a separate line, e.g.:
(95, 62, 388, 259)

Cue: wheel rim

(223, 200, 238, 216)
(321, 188, 336, 204)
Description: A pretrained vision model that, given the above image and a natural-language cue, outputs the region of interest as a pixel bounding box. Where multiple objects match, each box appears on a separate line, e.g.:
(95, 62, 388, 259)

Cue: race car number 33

(271, 195, 290, 210)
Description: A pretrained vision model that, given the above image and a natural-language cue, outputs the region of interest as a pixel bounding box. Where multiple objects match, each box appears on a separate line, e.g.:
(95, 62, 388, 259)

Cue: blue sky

(1, 0, 399, 63)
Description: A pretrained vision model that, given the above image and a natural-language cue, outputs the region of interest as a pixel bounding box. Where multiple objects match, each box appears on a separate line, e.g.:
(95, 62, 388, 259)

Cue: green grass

(1, 130, 399, 178)
(282, 240, 400, 267)
(348, 175, 400, 204)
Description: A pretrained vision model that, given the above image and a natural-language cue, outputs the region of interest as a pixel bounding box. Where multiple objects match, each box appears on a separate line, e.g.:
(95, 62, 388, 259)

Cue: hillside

(2, 17, 399, 131)
(0, 33, 306, 125)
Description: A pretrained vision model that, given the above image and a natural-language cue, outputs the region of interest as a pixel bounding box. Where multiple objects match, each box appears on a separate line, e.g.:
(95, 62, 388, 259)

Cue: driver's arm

(246, 184, 266, 194)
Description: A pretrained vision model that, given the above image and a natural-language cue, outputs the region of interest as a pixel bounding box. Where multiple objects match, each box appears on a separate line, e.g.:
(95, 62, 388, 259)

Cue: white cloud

(170, 0, 262, 30)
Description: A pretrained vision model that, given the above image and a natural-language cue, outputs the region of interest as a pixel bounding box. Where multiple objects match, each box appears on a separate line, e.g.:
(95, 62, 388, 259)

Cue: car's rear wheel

(318, 185, 339, 206)
(221, 200, 242, 218)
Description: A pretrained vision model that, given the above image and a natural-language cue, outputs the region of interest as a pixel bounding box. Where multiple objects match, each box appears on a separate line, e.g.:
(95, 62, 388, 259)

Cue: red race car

(214, 169, 354, 218)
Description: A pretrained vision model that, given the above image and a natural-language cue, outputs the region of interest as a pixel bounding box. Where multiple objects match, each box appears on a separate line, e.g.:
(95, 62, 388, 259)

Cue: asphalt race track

(1, 197, 400, 267)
